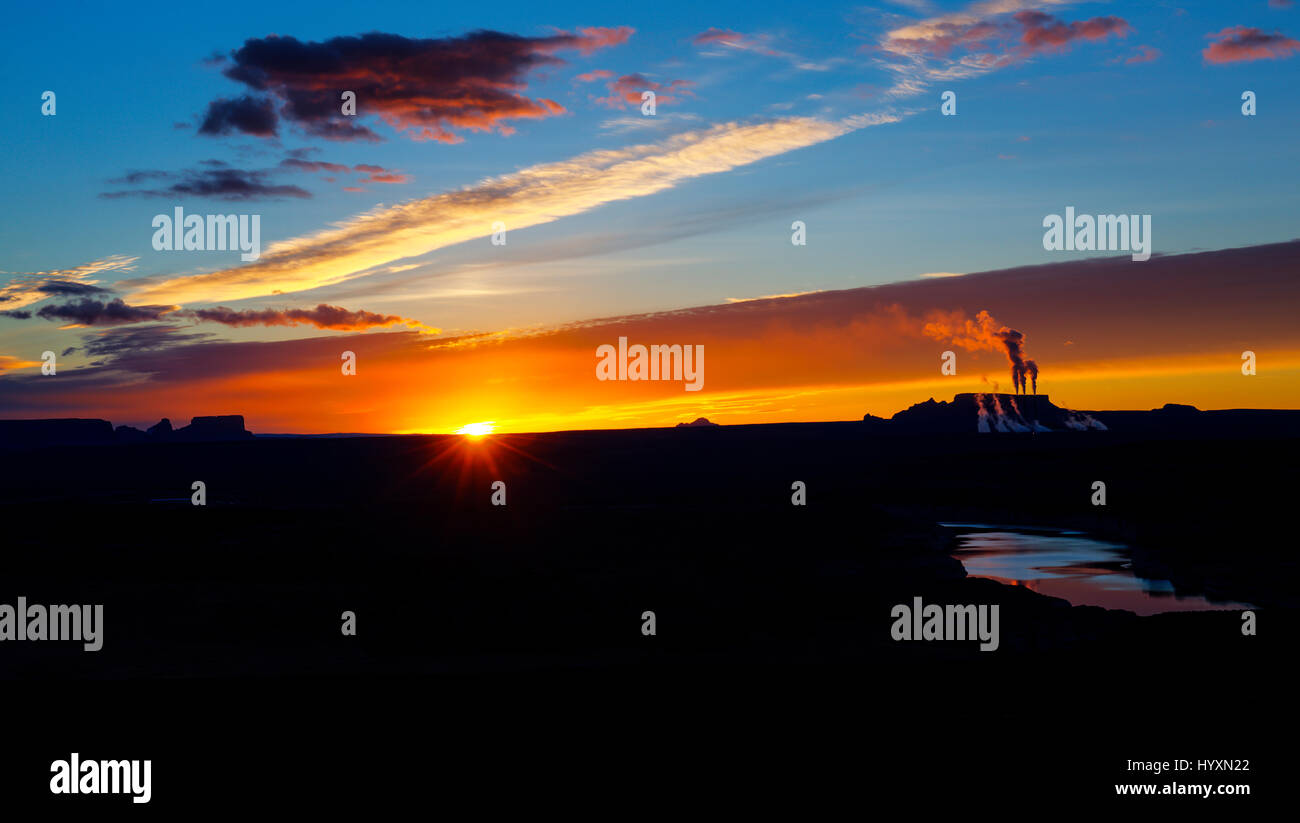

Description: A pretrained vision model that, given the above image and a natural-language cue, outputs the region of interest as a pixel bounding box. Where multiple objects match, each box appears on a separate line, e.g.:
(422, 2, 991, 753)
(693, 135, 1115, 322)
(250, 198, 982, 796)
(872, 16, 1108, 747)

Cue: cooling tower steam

(923, 310, 1040, 394)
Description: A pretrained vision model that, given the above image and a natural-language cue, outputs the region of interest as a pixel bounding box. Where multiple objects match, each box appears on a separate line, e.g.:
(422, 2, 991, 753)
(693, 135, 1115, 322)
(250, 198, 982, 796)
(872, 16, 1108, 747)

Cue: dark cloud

(81, 324, 216, 358)
(101, 167, 311, 201)
(280, 157, 349, 173)
(1, 310, 33, 319)
(34, 298, 178, 326)
(14, 290, 427, 333)
(111, 170, 172, 185)
(103, 153, 407, 200)
(36, 281, 114, 296)
(205, 28, 633, 142)
(60, 347, 78, 357)
(198, 94, 278, 136)
(183, 303, 433, 331)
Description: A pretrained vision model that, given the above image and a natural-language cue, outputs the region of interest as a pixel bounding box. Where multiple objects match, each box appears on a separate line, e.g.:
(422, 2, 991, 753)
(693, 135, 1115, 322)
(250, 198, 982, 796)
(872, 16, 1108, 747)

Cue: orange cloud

(593, 73, 694, 108)
(0, 355, 43, 372)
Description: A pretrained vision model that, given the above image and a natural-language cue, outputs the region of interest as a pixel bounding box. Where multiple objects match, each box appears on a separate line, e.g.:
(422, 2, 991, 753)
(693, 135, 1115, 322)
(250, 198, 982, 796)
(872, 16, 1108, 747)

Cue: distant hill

(676, 417, 719, 428)
(0, 418, 117, 448)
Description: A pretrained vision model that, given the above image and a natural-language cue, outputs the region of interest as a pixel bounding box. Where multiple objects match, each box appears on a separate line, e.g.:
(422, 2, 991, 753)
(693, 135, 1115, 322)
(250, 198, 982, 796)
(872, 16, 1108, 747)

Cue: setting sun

(455, 421, 496, 437)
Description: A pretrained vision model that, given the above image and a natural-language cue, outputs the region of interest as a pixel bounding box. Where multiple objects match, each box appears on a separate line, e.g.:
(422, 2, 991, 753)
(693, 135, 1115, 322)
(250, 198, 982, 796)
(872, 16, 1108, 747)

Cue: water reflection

(942, 524, 1253, 616)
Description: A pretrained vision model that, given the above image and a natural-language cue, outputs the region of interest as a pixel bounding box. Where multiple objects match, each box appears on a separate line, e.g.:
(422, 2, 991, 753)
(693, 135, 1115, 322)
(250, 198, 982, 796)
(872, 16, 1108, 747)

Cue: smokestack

(995, 328, 1028, 395)
(1026, 360, 1039, 395)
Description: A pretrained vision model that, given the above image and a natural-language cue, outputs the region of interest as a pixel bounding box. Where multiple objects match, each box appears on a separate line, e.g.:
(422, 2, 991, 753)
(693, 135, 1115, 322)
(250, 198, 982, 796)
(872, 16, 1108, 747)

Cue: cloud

(0, 355, 42, 372)
(725, 290, 825, 303)
(315, 183, 875, 306)
(873, 1, 1129, 97)
(33, 298, 179, 327)
(81, 324, 217, 358)
(598, 112, 701, 134)
(126, 111, 901, 306)
(1013, 11, 1130, 53)
(0, 256, 138, 311)
(204, 28, 634, 142)
(11, 288, 431, 333)
(691, 27, 833, 70)
(353, 164, 410, 184)
(1203, 26, 1300, 64)
(103, 155, 411, 199)
(101, 166, 311, 201)
(593, 73, 694, 108)
(693, 28, 783, 57)
(36, 281, 115, 296)
(575, 69, 614, 83)
(10, 242, 1300, 433)
(280, 157, 351, 174)
(198, 95, 278, 136)
(1123, 45, 1161, 64)
(182, 303, 437, 332)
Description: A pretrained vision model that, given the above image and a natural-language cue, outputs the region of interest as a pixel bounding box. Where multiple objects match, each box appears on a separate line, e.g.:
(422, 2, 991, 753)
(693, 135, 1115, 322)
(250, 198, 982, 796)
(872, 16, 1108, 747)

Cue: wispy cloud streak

(129, 112, 900, 305)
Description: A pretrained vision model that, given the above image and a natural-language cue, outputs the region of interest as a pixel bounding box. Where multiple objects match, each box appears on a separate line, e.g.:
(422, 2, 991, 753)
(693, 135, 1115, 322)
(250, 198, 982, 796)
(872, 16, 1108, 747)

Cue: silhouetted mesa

(147, 418, 174, 438)
(115, 424, 150, 443)
(1, 414, 254, 449)
(866, 395, 1300, 436)
(172, 415, 254, 442)
(872, 393, 1104, 433)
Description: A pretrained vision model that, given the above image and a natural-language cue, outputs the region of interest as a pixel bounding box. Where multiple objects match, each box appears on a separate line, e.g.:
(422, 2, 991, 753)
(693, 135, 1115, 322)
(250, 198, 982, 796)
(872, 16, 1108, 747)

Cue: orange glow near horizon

(11, 347, 1300, 436)
(7, 243, 1300, 434)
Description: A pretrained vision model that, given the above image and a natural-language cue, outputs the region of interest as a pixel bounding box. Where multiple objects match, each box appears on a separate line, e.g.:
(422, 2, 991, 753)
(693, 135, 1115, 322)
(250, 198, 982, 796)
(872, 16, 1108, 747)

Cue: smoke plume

(923, 310, 1040, 394)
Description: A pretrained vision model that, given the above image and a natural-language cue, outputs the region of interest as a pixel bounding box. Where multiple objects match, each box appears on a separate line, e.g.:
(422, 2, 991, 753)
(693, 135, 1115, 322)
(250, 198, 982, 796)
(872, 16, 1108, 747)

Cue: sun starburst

(455, 421, 495, 438)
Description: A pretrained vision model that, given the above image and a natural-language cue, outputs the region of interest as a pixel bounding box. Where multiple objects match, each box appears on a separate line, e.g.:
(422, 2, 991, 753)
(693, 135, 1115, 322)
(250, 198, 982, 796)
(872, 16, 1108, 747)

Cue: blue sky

(3, 0, 1299, 355)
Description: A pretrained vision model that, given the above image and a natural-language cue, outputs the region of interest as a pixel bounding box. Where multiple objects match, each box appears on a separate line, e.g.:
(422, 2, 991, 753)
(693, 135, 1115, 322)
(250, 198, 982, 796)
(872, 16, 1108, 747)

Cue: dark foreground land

(1, 421, 1293, 805)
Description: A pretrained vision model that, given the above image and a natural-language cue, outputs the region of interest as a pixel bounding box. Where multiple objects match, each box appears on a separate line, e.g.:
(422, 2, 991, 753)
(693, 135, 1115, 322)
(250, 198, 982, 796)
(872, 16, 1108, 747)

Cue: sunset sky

(3, 1, 1299, 432)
